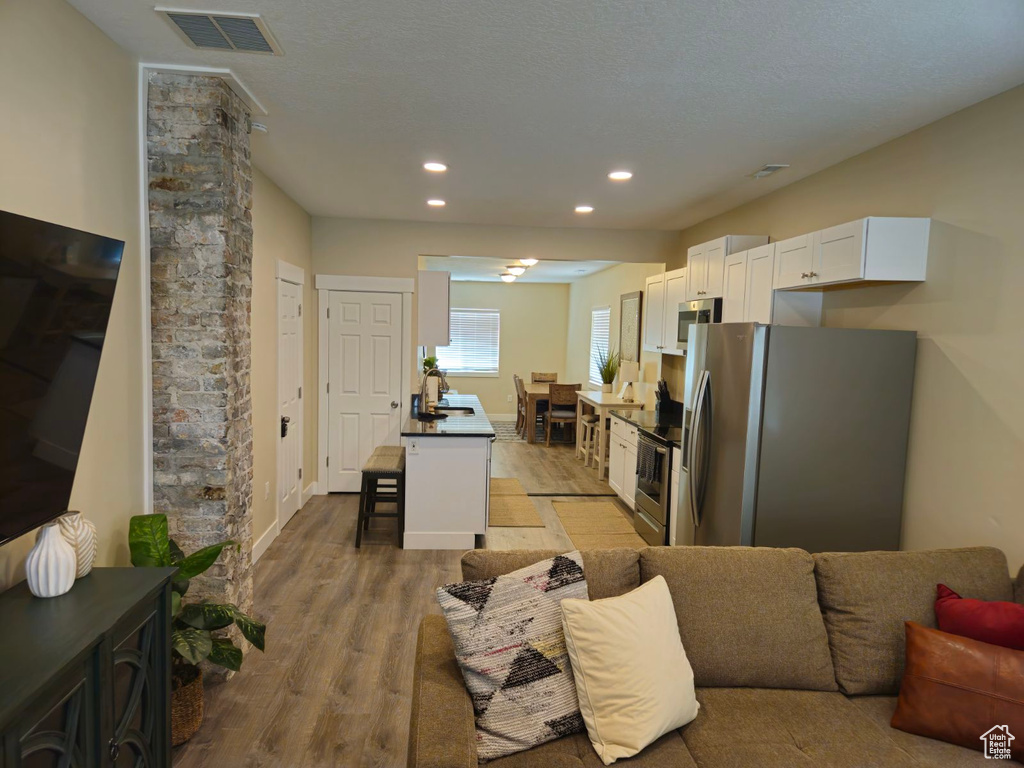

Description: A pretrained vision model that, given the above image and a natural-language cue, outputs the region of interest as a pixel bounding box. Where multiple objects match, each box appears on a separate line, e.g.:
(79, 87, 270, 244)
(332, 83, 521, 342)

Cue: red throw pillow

(935, 584, 1024, 651)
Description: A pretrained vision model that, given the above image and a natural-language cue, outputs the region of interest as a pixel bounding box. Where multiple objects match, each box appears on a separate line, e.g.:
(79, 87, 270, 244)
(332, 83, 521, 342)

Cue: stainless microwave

(676, 298, 721, 350)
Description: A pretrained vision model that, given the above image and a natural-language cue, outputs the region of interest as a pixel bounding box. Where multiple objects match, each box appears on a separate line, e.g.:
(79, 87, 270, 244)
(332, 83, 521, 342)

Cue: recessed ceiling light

(575, 205, 594, 214)
(520, 258, 539, 266)
(507, 265, 526, 276)
(608, 170, 632, 181)
(423, 162, 448, 173)
(427, 199, 446, 207)
(500, 273, 516, 283)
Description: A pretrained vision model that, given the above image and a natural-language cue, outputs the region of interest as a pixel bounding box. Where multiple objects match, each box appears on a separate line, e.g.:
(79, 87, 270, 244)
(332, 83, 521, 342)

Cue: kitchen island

(400, 394, 495, 549)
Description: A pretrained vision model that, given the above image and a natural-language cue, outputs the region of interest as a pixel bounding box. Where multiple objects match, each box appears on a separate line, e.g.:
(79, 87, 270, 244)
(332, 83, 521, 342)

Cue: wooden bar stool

(578, 413, 600, 465)
(355, 445, 406, 548)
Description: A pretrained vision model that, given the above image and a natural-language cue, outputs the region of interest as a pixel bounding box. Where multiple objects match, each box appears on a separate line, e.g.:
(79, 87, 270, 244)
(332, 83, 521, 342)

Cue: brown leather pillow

(891, 621, 1024, 761)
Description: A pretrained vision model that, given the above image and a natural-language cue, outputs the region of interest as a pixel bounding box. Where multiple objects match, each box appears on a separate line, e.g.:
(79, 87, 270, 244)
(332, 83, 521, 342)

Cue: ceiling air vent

(158, 9, 282, 55)
(750, 164, 790, 179)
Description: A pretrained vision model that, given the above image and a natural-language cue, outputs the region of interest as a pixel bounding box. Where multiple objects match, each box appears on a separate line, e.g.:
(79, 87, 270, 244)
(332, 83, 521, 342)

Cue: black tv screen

(0, 210, 123, 545)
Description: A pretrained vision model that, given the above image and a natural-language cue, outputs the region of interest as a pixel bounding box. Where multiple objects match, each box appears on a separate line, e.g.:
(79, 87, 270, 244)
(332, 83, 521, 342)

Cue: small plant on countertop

(597, 347, 620, 385)
(128, 514, 266, 685)
(422, 355, 439, 373)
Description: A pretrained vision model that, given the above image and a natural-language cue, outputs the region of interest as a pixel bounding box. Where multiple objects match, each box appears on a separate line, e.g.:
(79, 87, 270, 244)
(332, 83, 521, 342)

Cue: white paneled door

(327, 291, 403, 492)
(278, 277, 303, 528)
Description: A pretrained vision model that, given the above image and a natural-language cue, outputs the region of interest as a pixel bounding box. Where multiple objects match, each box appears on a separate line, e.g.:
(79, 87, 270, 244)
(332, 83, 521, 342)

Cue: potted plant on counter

(597, 347, 620, 393)
(128, 514, 266, 745)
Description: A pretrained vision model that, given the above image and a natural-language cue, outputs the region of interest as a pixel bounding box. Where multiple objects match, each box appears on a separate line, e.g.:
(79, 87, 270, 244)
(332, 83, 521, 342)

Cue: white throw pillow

(560, 575, 699, 765)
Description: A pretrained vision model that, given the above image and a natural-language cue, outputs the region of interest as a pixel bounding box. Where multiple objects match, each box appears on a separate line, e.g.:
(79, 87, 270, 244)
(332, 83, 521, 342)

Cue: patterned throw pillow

(437, 551, 589, 761)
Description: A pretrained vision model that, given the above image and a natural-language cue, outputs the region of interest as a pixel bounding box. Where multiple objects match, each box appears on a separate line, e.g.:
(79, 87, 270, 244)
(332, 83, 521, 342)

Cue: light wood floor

(173, 437, 631, 768)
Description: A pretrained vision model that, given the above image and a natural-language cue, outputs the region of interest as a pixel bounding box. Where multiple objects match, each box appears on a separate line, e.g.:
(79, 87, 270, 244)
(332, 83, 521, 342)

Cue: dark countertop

(610, 408, 686, 449)
(401, 393, 495, 438)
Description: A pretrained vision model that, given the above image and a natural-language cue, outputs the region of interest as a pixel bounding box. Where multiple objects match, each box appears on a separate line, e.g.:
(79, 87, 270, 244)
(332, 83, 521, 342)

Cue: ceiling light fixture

(520, 258, 539, 266)
(608, 170, 632, 181)
(507, 265, 526, 276)
(423, 162, 448, 173)
(427, 199, 446, 207)
(500, 273, 516, 283)
(575, 205, 594, 214)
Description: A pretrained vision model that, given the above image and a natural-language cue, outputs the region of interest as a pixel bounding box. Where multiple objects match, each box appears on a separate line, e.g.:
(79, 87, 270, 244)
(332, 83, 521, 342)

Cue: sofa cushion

(850, 696, 994, 767)
(679, 688, 919, 767)
(487, 731, 697, 768)
(462, 548, 640, 599)
(437, 552, 589, 761)
(640, 546, 837, 690)
(813, 547, 1012, 695)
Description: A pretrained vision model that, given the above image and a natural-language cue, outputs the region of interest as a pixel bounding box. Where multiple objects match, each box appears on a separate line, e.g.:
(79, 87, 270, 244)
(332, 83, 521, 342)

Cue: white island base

(402, 435, 492, 549)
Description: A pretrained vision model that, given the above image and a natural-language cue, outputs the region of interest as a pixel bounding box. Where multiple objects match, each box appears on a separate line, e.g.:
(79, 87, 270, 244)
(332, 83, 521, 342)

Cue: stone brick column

(147, 73, 254, 619)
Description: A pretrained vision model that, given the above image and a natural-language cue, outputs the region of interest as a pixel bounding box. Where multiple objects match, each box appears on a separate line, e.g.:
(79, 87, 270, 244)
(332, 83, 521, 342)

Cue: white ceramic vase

(601, 383, 613, 393)
(59, 511, 98, 578)
(26, 523, 77, 598)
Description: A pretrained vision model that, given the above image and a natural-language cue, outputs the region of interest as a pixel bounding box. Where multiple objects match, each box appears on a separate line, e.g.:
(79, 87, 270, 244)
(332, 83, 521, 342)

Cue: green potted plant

(422, 355, 439, 373)
(128, 514, 266, 745)
(596, 347, 620, 393)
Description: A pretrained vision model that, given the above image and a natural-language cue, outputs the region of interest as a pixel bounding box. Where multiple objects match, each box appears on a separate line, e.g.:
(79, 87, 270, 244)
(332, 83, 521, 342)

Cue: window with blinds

(589, 306, 611, 386)
(436, 308, 501, 376)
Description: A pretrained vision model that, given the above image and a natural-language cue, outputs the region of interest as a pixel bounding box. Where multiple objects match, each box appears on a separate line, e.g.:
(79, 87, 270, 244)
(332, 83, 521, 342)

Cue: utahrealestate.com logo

(980, 725, 1014, 760)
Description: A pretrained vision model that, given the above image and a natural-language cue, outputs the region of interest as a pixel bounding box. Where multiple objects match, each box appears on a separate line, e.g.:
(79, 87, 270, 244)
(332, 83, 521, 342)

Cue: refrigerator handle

(697, 370, 713, 520)
(688, 370, 709, 528)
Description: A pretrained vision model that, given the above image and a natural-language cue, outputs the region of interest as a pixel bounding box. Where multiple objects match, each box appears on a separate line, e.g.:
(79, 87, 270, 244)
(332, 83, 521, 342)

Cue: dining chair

(513, 374, 526, 436)
(531, 372, 558, 383)
(544, 383, 581, 446)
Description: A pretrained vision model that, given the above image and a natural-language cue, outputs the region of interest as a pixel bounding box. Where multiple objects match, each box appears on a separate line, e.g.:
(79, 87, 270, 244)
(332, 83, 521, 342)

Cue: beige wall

(439, 282, 569, 416)
(671, 84, 1024, 570)
(0, 0, 142, 587)
(251, 168, 317, 550)
(313, 216, 679, 394)
(567, 263, 665, 408)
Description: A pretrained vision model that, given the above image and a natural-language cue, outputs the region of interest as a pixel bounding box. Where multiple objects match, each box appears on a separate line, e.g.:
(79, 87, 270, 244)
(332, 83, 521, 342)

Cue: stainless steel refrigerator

(682, 323, 916, 552)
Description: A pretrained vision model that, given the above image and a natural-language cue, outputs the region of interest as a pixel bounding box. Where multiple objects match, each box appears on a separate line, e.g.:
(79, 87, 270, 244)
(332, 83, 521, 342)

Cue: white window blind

(436, 308, 501, 376)
(589, 306, 611, 386)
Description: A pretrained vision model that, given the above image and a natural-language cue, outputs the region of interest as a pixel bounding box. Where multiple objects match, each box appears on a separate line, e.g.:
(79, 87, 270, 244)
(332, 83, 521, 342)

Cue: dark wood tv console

(0, 567, 175, 767)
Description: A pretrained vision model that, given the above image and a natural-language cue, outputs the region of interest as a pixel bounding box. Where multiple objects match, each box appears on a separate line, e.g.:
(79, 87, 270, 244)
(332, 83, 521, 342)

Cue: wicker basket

(171, 670, 204, 746)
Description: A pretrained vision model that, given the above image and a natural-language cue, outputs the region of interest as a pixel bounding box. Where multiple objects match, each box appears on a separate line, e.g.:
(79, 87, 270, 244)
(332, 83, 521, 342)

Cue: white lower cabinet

(608, 416, 638, 509)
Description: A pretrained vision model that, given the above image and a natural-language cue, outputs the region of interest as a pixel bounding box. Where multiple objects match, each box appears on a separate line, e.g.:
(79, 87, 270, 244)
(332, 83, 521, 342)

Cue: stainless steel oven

(634, 433, 671, 546)
(675, 298, 722, 351)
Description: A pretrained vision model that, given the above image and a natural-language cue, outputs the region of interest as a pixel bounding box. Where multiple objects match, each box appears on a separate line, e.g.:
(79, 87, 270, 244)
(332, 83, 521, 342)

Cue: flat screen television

(0, 209, 123, 545)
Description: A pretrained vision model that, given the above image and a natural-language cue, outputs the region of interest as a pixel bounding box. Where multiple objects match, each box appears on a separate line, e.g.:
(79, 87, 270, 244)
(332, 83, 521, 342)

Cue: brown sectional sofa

(409, 546, 1024, 767)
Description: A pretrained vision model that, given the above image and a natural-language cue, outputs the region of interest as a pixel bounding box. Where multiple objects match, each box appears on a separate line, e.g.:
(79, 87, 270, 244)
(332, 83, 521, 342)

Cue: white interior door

(278, 277, 303, 528)
(327, 291, 403, 492)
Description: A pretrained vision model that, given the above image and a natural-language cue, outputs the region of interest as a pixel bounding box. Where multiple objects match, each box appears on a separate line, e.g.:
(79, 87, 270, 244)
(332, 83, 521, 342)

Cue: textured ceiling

(71, 0, 1024, 230)
(421, 255, 616, 283)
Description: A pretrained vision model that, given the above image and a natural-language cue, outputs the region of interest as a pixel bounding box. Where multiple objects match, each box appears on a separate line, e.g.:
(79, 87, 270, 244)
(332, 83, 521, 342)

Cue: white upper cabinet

(775, 217, 930, 290)
(744, 243, 776, 324)
(685, 243, 708, 301)
(721, 251, 748, 323)
(773, 233, 816, 289)
(417, 270, 451, 346)
(642, 272, 666, 352)
(687, 235, 769, 300)
(661, 268, 688, 356)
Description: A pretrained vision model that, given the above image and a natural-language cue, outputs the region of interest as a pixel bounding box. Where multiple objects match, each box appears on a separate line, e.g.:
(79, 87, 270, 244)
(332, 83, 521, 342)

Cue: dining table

(575, 390, 644, 480)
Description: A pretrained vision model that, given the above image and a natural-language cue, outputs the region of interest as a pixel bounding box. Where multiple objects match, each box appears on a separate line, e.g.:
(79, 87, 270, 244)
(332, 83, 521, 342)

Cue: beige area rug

(489, 495, 544, 527)
(490, 477, 528, 496)
(552, 501, 647, 549)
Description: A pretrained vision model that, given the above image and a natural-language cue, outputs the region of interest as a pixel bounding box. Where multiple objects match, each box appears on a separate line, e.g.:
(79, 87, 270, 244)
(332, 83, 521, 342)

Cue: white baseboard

(402, 531, 476, 550)
(302, 481, 318, 505)
(252, 521, 279, 563)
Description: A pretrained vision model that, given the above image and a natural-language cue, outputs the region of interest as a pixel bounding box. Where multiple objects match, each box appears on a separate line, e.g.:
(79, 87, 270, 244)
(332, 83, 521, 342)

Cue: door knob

(391, 401, 399, 409)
